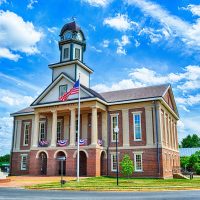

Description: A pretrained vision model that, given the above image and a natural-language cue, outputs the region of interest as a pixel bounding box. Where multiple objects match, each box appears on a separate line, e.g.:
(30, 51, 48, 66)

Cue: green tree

(181, 134, 200, 148)
(0, 154, 10, 163)
(180, 156, 190, 171)
(120, 154, 134, 178)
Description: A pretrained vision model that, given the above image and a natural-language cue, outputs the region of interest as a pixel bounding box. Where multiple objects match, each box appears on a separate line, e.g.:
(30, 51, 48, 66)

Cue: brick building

(10, 21, 180, 178)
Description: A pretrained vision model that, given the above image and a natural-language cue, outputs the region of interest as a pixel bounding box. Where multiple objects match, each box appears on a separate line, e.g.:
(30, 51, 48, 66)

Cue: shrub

(120, 154, 134, 178)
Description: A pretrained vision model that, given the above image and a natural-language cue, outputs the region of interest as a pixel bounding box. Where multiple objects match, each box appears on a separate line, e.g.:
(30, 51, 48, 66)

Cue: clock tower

(49, 21, 93, 88)
(59, 21, 86, 62)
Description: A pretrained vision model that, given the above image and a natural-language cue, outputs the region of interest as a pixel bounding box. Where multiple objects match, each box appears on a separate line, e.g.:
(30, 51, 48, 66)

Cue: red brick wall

(129, 108, 147, 146)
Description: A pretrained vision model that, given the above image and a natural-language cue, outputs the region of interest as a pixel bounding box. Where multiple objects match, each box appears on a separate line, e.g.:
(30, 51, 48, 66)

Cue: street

(0, 188, 200, 200)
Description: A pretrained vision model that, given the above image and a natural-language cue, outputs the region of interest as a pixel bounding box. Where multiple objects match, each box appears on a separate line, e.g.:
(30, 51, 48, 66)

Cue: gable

(163, 86, 178, 116)
(32, 74, 94, 106)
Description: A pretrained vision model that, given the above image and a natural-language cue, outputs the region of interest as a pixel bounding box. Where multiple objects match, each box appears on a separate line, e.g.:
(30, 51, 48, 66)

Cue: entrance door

(39, 152, 47, 175)
(79, 151, 87, 176)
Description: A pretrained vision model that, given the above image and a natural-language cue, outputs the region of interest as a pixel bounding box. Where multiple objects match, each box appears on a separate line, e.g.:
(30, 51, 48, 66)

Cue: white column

(32, 112, 39, 147)
(91, 107, 98, 145)
(122, 109, 129, 147)
(51, 110, 57, 147)
(145, 106, 154, 146)
(69, 108, 76, 146)
(102, 111, 107, 146)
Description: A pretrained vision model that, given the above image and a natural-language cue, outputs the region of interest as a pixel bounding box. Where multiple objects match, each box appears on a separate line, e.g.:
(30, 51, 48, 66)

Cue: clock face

(64, 32, 72, 40)
(76, 32, 83, 41)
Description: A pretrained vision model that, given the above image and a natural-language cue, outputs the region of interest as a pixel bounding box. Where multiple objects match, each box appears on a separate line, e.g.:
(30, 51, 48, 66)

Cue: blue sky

(0, 0, 200, 155)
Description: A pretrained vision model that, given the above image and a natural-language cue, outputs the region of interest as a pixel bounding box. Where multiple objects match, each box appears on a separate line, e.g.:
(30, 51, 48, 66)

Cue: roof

(11, 84, 173, 116)
(179, 148, 200, 157)
(11, 107, 34, 116)
(60, 21, 81, 36)
(100, 84, 169, 103)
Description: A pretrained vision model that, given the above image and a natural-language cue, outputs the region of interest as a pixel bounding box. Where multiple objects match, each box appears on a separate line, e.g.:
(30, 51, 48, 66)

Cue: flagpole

(77, 74, 81, 182)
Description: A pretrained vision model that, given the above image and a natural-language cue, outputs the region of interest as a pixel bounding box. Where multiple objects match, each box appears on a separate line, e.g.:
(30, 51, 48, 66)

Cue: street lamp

(57, 156, 66, 187)
(114, 126, 119, 186)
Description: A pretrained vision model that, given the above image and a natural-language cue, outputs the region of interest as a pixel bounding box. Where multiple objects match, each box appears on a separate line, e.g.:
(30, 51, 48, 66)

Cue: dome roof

(60, 21, 81, 36)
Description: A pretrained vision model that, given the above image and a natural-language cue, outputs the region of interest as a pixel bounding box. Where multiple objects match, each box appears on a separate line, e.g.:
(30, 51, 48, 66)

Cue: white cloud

(27, 0, 38, 10)
(103, 13, 138, 31)
(91, 46, 102, 53)
(115, 35, 130, 55)
(0, 116, 13, 156)
(0, 47, 20, 61)
(0, 72, 41, 92)
(126, 0, 200, 50)
(184, 4, 200, 17)
(92, 79, 143, 93)
(82, 0, 111, 7)
(47, 27, 58, 34)
(0, 0, 6, 5)
(0, 10, 43, 60)
(89, 24, 96, 31)
(102, 40, 110, 48)
(0, 89, 34, 106)
(176, 94, 200, 106)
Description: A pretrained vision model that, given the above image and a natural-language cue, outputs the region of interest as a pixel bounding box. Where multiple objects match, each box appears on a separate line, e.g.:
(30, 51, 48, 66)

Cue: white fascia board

(10, 112, 34, 117)
(49, 60, 93, 73)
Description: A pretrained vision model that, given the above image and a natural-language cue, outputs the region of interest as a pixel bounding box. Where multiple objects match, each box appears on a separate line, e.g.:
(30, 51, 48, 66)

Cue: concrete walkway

(0, 176, 75, 188)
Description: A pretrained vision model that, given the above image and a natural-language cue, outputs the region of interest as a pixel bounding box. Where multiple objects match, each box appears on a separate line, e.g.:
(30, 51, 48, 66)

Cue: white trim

(134, 152, 143, 172)
(23, 122, 30, 146)
(39, 121, 46, 141)
(133, 113, 142, 141)
(48, 60, 93, 73)
(36, 150, 49, 158)
(20, 154, 28, 171)
(111, 114, 119, 142)
(111, 154, 117, 172)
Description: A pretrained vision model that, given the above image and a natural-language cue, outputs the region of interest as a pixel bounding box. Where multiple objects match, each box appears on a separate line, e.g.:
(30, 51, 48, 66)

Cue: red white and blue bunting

(57, 140, 68, 147)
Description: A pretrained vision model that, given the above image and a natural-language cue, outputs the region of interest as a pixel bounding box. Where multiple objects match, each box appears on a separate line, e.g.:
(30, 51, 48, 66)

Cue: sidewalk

(0, 176, 75, 188)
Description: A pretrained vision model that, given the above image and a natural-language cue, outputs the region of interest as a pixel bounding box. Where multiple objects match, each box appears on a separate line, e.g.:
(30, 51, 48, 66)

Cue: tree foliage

(120, 154, 134, 178)
(0, 154, 10, 163)
(180, 134, 200, 148)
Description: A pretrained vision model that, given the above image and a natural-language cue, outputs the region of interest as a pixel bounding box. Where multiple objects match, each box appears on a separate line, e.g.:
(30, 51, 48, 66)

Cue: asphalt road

(0, 188, 200, 200)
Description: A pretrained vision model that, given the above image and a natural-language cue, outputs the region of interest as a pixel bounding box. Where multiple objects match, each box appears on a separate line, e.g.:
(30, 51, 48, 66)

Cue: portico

(32, 101, 107, 149)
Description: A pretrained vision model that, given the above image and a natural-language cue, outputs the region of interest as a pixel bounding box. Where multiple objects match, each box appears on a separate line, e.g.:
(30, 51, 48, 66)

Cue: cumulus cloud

(27, 0, 38, 9)
(0, 10, 43, 60)
(91, 46, 102, 53)
(126, 0, 200, 50)
(92, 79, 143, 93)
(103, 13, 138, 31)
(0, 116, 13, 156)
(114, 35, 130, 55)
(0, 47, 21, 61)
(82, 0, 112, 7)
(183, 4, 200, 17)
(101, 40, 110, 48)
(0, 0, 6, 5)
(0, 89, 34, 107)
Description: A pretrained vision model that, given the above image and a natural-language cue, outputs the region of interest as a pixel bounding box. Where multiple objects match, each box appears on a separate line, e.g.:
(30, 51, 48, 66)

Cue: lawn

(27, 176, 200, 191)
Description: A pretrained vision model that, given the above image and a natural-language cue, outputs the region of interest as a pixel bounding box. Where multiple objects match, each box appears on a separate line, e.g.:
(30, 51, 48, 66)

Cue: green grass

(27, 176, 200, 191)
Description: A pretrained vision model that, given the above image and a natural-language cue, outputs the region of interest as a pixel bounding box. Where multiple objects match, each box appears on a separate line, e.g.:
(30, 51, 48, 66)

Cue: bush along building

(10, 21, 180, 178)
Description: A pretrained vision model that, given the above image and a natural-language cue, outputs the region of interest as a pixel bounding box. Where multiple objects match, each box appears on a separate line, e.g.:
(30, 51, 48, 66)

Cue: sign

(57, 156, 66, 161)
(114, 126, 119, 133)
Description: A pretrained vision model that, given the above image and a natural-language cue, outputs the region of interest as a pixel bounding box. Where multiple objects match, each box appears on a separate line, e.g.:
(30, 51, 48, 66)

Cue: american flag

(59, 79, 79, 101)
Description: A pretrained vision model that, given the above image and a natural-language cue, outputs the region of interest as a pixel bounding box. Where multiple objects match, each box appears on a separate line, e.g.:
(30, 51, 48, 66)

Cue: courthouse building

(10, 21, 180, 178)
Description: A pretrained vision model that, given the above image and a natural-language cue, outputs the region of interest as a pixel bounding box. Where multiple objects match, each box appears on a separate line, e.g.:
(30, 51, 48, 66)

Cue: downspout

(10, 116, 15, 175)
(154, 100, 161, 177)
(106, 110, 110, 176)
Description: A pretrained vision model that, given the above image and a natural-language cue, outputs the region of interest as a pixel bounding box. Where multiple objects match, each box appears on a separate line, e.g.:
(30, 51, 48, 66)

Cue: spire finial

(71, 16, 76, 22)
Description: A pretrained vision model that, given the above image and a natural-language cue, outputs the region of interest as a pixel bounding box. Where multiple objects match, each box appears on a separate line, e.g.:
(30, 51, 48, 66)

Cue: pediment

(31, 73, 94, 106)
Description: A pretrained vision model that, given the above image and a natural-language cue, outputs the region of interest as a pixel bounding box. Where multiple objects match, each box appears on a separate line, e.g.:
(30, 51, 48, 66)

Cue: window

(134, 153, 143, 172)
(39, 121, 46, 141)
(23, 122, 30, 146)
(57, 120, 62, 141)
(111, 114, 119, 142)
(75, 48, 80, 59)
(111, 154, 117, 172)
(63, 48, 69, 59)
(133, 113, 142, 141)
(21, 154, 28, 170)
(59, 85, 67, 97)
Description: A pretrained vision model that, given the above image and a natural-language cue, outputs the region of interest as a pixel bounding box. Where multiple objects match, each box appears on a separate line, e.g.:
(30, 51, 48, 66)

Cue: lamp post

(114, 126, 119, 186)
(57, 156, 66, 187)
